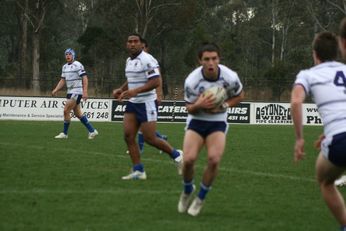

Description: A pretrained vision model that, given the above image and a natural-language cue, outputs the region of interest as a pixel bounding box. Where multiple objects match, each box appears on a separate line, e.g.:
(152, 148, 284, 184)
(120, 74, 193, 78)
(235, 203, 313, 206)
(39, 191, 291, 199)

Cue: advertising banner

(111, 100, 188, 122)
(253, 103, 292, 124)
(226, 103, 250, 123)
(303, 103, 322, 125)
(252, 102, 322, 125)
(111, 100, 251, 124)
(0, 96, 111, 121)
(0, 96, 322, 126)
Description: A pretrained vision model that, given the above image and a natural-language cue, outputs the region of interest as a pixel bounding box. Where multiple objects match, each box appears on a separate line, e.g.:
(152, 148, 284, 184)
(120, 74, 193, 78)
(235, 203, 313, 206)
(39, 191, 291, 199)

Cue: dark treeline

(0, 0, 345, 101)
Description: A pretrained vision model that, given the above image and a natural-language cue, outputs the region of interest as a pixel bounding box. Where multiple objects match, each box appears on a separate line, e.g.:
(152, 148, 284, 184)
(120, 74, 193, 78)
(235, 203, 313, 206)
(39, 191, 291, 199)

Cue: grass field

(0, 120, 343, 230)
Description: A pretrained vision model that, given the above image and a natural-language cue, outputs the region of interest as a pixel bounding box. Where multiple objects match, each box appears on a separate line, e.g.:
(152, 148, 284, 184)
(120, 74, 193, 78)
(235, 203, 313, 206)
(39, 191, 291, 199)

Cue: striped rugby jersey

(295, 61, 346, 136)
(125, 51, 160, 103)
(184, 64, 243, 122)
(61, 61, 87, 94)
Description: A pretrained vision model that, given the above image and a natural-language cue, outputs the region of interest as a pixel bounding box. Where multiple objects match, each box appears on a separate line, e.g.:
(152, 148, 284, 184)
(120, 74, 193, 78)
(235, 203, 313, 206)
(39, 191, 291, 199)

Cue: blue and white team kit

(61, 60, 87, 104)
(124, 51, 160, 123)
(184, 64, 243, 138)
(294, 61, 346, 166)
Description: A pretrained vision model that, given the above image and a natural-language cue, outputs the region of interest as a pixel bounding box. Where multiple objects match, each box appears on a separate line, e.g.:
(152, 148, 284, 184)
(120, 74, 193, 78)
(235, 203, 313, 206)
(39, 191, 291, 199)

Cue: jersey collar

(130, 50, 143, 60)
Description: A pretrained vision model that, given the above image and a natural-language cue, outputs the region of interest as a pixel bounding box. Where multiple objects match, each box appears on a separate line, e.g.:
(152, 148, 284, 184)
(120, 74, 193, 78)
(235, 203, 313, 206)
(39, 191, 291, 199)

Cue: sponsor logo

(256, 104, 292, 124)
(306, 116, 322, 124)
(227, 103, 250, 123)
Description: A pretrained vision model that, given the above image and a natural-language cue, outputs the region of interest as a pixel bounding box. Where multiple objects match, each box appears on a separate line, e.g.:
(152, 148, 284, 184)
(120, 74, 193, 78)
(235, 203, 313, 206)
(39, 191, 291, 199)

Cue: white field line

(0, 188, 180, 195)
(0, 141, 315, 195)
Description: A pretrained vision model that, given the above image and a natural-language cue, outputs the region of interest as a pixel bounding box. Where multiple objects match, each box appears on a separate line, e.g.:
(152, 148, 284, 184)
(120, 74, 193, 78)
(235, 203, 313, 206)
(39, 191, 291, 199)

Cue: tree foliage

(1, 0, 345, 100)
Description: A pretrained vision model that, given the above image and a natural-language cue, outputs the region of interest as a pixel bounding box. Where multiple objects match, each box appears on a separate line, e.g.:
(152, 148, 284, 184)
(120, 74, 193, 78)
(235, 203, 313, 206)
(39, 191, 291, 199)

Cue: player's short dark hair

(312, 31, 338, 62)
(197, 42, 221, 59)
(340, 18, 346, 39)
(127, 33, 143, 42)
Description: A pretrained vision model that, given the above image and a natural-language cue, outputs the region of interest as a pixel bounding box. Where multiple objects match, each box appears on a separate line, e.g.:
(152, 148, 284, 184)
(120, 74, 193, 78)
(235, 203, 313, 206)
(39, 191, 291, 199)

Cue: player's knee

(63, 108, 70, 115)
(319, 181, 334, 193)
(75, 112, 83, 119)
(184, 156, 196, 166)
(124, 133, 135, 144)
(316, 174, 335, 186)
(208, 155, 221, 167)
(123, 134, 130, 143)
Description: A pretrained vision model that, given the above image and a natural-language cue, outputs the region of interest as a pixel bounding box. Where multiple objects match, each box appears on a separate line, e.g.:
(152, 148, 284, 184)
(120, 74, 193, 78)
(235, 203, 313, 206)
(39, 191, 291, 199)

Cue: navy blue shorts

(187, 119, 227, 138)
(327, 132, 346, 167)
(125, 100, 158, 124)
(66, 94, 82, 104)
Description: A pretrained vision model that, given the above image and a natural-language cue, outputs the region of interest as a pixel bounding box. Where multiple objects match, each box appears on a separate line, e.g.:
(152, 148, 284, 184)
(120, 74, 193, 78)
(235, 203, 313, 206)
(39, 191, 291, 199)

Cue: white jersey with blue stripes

(125, 51, 160, 103)
(295, 61, 346, 137)
(61, 60, 87, 95)
(184, 64, 243, 122)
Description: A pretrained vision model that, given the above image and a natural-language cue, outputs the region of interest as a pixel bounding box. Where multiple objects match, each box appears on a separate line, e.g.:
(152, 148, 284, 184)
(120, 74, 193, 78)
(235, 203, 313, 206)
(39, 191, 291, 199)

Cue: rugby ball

(202, 86, 227, 107)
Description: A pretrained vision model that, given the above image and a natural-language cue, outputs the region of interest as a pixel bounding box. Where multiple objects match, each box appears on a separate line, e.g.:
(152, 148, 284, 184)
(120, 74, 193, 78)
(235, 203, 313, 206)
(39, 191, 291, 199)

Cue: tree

(1, 0, 346, 101)
(16, 0, 29, 84)
(15, 0, 50, 93)
(0, 1, 20, 88)
(305, 0, 346, 32)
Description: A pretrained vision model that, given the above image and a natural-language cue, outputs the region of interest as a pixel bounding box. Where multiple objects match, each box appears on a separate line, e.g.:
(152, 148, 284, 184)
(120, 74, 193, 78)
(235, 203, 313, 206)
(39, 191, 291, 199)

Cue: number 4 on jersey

(334, 71, 346, 87)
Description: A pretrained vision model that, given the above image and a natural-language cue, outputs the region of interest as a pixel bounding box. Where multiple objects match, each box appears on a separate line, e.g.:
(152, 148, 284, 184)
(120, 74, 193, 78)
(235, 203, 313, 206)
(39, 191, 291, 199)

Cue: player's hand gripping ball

(202, 86, 227, 108)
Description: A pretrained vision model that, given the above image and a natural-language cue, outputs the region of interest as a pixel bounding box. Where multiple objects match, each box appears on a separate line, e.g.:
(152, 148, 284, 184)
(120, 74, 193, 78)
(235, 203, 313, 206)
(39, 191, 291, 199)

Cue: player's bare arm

(113, 81, 128, 99)
(208, 90, 245, 114)
(52, 79, 66, 96)
(186, 93, 216, 114)
(119, 77, 159, 100)
(156, 77, 163, 104)
(225, 90, 244, 108)
(290, 84, 306, 162)
(82, 75, 88, 101)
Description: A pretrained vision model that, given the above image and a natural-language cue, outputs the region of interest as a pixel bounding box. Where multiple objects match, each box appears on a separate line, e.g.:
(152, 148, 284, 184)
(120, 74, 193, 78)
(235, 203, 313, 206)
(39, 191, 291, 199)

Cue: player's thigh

(183, 130, 204, 162)
(205, 132, 226, 163)
(123, 113, 139, 139)
(64, 99, 77, 112)
(140, 121, 157, 140)
(73, 104, 83, 118)
(316, 152, 344, 184)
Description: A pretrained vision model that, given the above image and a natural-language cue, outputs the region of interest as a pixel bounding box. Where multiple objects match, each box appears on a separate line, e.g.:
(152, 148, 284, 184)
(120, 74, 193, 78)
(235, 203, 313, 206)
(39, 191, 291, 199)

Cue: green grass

(0, 121, 342, 230)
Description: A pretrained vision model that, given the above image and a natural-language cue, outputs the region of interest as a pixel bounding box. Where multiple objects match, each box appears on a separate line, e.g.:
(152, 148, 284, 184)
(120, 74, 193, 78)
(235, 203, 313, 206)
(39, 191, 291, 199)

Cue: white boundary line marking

(0, 189, 180, 194)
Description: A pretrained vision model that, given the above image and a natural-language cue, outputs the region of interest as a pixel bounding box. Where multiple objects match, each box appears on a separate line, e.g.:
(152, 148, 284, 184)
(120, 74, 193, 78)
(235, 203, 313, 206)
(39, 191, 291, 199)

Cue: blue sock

(183, 180, 194, 194)
(161, 134, 168, 141)
(80, 115, 94, 132)
(63, 121, 70, 135)
(155, 131, 163, 139)
(171, 149, 180, 159)
(156, 131, 168, 141)
(138, 132, 144, 153)
(341, 226, 346, 231)
(133, 163, 144, 173)
(198, 183, 211, 200)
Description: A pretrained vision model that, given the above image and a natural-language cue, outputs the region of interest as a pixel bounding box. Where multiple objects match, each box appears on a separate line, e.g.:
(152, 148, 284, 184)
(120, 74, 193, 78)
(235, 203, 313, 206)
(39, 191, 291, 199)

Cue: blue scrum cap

(64, 48, 75, 60)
